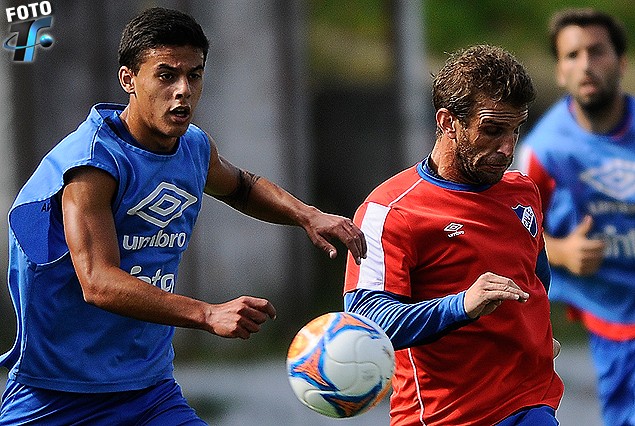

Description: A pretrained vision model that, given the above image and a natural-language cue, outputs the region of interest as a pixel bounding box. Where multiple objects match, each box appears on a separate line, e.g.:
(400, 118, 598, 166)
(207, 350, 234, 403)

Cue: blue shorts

(496, 405, 558, 426)
(589, 333, 635, 426)
(0, 378, 206, 425)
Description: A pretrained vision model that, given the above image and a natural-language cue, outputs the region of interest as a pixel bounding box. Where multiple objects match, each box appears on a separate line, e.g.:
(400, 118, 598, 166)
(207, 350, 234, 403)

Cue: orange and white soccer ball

(286, 312, 395, 418)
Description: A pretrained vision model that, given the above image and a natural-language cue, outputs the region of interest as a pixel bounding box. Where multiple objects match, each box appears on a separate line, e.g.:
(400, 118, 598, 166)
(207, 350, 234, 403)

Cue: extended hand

(553, 215, 605, 276)
(304, 211, 367, 264)
(206, 296, 277, 339)
(463, 272, 529, 319)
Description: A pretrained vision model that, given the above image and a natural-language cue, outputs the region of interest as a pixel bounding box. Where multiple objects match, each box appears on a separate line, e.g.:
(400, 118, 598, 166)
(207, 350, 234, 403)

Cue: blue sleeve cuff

(454, 290, 470, 321)
(344, 288, 474, 350)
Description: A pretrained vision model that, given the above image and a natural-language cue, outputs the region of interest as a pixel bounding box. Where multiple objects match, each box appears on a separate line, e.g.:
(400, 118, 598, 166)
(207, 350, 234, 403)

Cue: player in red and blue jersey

(519, 9, 635, 426)
(344, 45, 564, 425)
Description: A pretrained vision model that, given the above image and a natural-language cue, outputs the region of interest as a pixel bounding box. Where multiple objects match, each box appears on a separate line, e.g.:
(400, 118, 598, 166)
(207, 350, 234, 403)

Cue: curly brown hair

(432, 45, 535, 130)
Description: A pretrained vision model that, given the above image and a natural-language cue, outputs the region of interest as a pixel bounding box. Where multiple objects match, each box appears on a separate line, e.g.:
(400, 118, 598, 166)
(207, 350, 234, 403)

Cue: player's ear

(436, 108, 457, 139)
(119, 66, 135, 95)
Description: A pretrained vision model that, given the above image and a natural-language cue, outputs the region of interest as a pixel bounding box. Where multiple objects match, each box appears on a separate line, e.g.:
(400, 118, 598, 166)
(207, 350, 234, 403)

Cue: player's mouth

(482, 160, 511, 173)
(578, 78, 600, 94)
(484, 164, 508, 173)
(169, 106, 191, 124)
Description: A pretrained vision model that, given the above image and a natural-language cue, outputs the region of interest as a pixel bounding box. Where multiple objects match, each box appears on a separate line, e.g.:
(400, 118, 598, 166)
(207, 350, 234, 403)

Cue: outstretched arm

(346, 272, 529, 350)
(345, 288, 472, 350)
(63, 166, 276, 339)
(205, 137, 367, 263)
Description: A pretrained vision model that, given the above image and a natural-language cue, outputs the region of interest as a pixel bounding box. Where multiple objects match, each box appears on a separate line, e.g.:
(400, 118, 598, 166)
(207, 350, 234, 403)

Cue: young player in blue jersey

(0, 7, 366, 425)
(519, 8, 635, 426)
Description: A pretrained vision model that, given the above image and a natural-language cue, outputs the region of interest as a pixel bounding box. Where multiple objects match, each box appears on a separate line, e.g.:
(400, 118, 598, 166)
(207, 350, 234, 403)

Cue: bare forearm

(230, 177, 319, 227)
(206, 158, 366, 262)
(208, 160, 318, 227)
(80, 266, 211, 330)
(80, 268, 276, 339)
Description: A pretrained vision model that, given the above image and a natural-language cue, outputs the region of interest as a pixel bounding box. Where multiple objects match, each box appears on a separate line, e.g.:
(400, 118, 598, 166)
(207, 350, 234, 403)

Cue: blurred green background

(2, 0, 632, 363)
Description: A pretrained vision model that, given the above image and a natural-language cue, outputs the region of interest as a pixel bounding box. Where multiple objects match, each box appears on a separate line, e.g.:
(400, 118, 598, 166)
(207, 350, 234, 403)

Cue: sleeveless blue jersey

(0, 103, 211, 392)
(520, 96, 635, 324)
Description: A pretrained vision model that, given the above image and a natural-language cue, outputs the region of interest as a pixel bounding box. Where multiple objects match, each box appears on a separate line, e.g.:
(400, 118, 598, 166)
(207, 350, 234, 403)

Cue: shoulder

(58, 104, 126, 158)
(364, 165, 424, 207)
(503, 169, 534, 183)
(182, 123, 213, 159)
(184, 123, 210, 143)
(42, 105, 124, 173)
(501, 170, 540, 196)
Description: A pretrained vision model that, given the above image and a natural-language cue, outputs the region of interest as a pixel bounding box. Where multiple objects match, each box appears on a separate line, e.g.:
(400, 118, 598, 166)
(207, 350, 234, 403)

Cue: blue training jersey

(0, 103, 211, 392)
(519, 95, 635, 324)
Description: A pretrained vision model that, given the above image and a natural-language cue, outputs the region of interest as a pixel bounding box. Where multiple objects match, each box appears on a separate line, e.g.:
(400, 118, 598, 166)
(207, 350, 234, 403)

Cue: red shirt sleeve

(524, 150, 556, 215)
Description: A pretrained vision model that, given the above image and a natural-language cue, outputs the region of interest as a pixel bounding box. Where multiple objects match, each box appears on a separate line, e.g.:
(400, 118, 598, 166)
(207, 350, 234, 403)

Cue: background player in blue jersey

(520, 8, 635, 426)
(0, 7, 366, 425)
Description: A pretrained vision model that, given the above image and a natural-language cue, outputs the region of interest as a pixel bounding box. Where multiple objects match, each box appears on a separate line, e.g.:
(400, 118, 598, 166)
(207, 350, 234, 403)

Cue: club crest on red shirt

(512, 204, 538, 237)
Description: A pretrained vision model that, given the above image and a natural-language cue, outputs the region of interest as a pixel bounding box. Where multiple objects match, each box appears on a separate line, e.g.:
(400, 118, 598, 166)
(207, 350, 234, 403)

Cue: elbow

(77, 271, 113, 308)
(80, 281, 107, 306)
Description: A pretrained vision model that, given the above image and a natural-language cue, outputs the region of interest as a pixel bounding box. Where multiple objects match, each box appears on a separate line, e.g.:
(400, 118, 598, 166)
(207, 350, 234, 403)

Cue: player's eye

(589, 45, 609, 58)
(484, 126, 504, 137)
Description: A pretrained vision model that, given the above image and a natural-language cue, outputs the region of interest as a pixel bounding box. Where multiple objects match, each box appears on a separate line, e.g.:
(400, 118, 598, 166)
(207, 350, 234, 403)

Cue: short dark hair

(432, 45, 535, 126)
(118, 7, 209, 73)
(549, 8, 627, 58)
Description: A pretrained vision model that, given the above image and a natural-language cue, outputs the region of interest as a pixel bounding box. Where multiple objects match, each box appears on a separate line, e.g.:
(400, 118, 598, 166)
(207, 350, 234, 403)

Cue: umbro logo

(127, 182, 197, 228)
(580, 158, 635, 200)
(444, 222, 464, 238)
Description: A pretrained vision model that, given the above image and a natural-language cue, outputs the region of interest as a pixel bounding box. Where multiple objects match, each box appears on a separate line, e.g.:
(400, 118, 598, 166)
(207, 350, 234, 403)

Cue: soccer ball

(286, 312, 395, 418)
